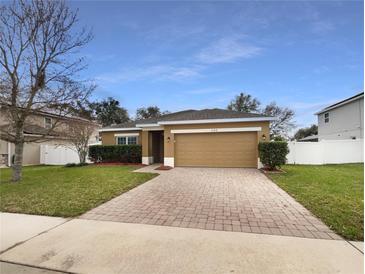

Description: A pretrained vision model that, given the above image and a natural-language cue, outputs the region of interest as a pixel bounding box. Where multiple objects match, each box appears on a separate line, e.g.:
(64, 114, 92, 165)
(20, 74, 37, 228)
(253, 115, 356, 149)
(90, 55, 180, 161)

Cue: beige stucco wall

(141, 131, 154, 157)
(163, 121, 270, 157)
(100, 131, 142, 145)
(0, 139, 8, 154)
(100, 121, 270, 160)
(0, 107, 100, 166)
(0, 107, 95, 136)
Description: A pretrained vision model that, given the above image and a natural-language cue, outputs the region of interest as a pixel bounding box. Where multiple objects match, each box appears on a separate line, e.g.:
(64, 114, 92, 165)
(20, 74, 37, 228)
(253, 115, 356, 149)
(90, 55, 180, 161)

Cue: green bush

(88, 145, 142, 163)
(64, 162, 89, 168)
(258, 141, 289, 170)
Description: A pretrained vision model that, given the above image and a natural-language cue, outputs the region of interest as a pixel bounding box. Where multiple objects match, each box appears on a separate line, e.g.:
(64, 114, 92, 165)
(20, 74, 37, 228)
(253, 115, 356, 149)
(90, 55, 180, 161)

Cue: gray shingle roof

(103, 121, 137, 129)
(102, 108, 272, 129)
(137, 108, 270, 124)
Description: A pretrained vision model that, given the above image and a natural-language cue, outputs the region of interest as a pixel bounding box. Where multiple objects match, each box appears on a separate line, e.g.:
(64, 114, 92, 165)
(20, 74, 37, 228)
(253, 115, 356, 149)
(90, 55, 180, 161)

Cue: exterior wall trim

(135, 123, 160, 127)
(142, 127, 164, 131)
(114, 133, 139, 137)
(103, 118, 274, 132)
(158, 117, 276, 125)
(164, 157, 174, 167)
(171, 127, 262, 134)
(142, 156, 154, 165)
(99, 128, 142, 132)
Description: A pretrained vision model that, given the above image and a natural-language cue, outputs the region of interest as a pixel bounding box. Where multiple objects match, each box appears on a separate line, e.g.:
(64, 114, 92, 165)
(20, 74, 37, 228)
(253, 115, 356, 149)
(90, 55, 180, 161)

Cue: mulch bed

(260, 167, 286, 174)
(155, 165, 173, 171)
(93, 162, 146, 166)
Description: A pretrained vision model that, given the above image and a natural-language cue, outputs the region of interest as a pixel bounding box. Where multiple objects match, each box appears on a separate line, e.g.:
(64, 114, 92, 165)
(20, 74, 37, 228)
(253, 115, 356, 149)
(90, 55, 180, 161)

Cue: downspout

(7, 142, 11, 166)
(359, 99, 363, 139)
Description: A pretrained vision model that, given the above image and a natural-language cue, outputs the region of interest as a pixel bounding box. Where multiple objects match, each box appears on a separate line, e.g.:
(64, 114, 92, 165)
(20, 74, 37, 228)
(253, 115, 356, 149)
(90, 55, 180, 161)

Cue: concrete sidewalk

(0, 213, 67, 252)
(1, 218, 363, 274)
(0, 262, 65, 274)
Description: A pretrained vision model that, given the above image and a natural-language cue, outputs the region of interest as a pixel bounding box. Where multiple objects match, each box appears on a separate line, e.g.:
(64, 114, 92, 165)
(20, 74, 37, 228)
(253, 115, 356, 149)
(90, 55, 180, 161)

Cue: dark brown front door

(152, 131, 164, 163)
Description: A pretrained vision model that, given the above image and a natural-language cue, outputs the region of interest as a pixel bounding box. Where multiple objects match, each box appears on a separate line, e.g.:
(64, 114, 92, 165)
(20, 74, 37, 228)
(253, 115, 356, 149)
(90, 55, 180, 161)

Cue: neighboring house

(298, 135, 319, 142)
(0, 105, 100, 167)
(99, 109, 275, 168)
(315, 92, 364, 141)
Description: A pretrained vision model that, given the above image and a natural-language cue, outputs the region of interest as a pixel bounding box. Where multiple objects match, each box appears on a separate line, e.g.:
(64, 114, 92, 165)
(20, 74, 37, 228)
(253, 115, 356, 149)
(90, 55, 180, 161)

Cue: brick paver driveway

(81, 167, 340, 240)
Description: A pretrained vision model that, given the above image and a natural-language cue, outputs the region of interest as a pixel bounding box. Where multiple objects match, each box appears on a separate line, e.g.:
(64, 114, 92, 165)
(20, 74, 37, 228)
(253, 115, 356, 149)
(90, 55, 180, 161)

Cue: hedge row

(88, 145, 142, 163)
(258, 141, 289, 170)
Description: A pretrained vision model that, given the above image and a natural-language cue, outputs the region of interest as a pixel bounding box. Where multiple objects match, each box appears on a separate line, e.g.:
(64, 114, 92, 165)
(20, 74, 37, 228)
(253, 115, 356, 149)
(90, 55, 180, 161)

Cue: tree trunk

(78, 148, 87, 164)
(12, 141, 24, 182)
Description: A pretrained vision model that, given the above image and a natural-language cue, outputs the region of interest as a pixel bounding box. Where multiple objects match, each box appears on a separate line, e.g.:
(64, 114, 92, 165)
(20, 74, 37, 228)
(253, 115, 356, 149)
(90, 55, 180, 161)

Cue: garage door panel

(175, 132, 257, 168)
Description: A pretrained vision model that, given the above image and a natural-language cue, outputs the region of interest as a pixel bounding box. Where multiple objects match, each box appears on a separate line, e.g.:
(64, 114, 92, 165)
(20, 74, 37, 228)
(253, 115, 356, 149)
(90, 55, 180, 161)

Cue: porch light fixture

(262, 134, 266, 141)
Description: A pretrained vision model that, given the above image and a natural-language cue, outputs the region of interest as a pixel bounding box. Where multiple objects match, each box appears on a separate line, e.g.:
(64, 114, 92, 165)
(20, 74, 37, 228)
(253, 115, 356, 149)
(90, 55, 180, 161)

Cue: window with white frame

(128, 136, 137, 144)
(324, 113, 329, 123)
(44, 117, 52, 129)
(116, 136, 138, 145)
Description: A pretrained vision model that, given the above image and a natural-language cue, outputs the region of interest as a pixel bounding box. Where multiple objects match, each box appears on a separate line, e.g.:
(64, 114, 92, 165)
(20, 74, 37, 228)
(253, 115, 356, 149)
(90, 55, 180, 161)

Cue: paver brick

(80, 167, 339, 240)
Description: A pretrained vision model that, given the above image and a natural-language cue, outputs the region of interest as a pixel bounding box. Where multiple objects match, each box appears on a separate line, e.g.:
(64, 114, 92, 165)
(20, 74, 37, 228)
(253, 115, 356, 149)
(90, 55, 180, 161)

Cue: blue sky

(72, 1, 363, 129)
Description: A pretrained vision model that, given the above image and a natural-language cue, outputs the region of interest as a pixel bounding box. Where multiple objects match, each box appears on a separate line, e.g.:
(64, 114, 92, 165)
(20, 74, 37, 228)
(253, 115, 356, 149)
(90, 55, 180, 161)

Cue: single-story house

(99, 109, 275, 168)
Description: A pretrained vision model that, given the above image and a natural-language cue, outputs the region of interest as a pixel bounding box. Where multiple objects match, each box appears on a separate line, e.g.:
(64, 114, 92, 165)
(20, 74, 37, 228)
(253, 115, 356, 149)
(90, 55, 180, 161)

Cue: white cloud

(184, 87, 224, 95)
(96, 65, 202, 84)
(145, 25, 206, 42)
(84, 53, 116, 63)
(311, 20, 334, 34)
(290, 100, 336, 111)
(196, 36, 261, 64)
(313, 65, 330, 74)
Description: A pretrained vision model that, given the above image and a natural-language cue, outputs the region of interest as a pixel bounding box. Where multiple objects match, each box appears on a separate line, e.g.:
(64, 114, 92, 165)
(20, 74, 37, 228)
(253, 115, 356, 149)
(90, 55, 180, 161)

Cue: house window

(324, 113, 329, 123)
(116, 136, 138, 145)
(128, 136, 137, 145)
(117, 137, 127, 145)
(44, 117, 52, 129)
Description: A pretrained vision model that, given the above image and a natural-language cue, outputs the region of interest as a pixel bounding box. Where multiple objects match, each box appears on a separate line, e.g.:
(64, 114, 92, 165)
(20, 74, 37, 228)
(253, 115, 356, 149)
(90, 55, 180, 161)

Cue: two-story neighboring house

(0, 105, 100, 167)
(315, 92, 364, 141)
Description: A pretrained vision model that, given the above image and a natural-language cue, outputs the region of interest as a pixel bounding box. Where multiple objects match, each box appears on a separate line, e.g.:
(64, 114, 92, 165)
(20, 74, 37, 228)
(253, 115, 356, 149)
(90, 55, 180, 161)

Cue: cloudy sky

(71, 1, 363, 130)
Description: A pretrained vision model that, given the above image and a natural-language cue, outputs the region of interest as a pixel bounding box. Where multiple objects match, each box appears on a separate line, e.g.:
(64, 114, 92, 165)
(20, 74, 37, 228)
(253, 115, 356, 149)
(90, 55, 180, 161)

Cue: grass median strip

(0, 165, 157, 217)
(268, 164, 363, 241)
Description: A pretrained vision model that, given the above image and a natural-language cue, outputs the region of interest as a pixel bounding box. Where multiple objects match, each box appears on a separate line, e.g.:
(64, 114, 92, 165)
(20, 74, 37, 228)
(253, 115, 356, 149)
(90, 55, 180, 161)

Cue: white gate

(40, 145, 80, 165)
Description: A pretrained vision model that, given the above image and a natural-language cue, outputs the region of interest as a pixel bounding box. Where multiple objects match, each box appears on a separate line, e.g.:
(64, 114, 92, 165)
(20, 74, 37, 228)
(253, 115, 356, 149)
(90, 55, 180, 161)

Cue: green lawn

(0, 165, 157, 217)
(268, 164, 363, 241)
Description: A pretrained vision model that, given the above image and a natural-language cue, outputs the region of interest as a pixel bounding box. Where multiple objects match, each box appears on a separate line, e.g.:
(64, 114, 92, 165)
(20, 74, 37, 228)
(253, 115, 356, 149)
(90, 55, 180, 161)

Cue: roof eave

(314, 93, 364, 115)
(103, 117, 276, 131)
(99, 127, 142, 132)
(158, 117, 277, 125)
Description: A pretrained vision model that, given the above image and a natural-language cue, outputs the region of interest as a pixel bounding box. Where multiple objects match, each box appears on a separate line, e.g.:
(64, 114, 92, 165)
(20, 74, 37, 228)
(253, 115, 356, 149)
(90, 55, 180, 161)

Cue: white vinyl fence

(40, 145, 81, 165)
(287, 139, 364, 165)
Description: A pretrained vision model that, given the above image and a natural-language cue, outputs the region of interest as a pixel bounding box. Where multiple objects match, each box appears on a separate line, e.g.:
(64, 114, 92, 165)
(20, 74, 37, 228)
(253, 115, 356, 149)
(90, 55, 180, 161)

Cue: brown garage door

(174, 132, 257, 168)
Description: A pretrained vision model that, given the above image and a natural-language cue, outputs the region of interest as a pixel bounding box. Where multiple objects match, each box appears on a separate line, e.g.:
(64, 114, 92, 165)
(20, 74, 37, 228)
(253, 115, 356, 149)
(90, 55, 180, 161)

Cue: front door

(152, 131, 164, 163)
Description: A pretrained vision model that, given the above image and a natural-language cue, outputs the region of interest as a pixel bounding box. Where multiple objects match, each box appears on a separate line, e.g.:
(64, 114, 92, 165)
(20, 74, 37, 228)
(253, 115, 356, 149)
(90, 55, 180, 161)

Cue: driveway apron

(80, 167, 339, 240)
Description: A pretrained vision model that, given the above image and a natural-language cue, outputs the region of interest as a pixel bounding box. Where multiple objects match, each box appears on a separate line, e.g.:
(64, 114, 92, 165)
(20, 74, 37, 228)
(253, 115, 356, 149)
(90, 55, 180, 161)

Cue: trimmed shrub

(258, 141, 289, 170)
(64, 162, 89, 168)
(88, 145, 142, 163)
(65, 163, 77, 167)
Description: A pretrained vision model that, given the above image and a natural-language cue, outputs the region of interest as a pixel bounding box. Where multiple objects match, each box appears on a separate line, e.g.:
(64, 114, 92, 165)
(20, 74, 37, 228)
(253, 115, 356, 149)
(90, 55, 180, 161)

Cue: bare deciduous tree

(65, 120, 98, 164)
(262, 102, 296, 139)
(0, 0, 93, 182)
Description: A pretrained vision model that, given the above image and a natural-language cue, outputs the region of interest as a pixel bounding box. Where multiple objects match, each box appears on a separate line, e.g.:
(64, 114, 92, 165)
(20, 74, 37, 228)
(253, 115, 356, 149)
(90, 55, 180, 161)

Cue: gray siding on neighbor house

(318, 97, 363, 140)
